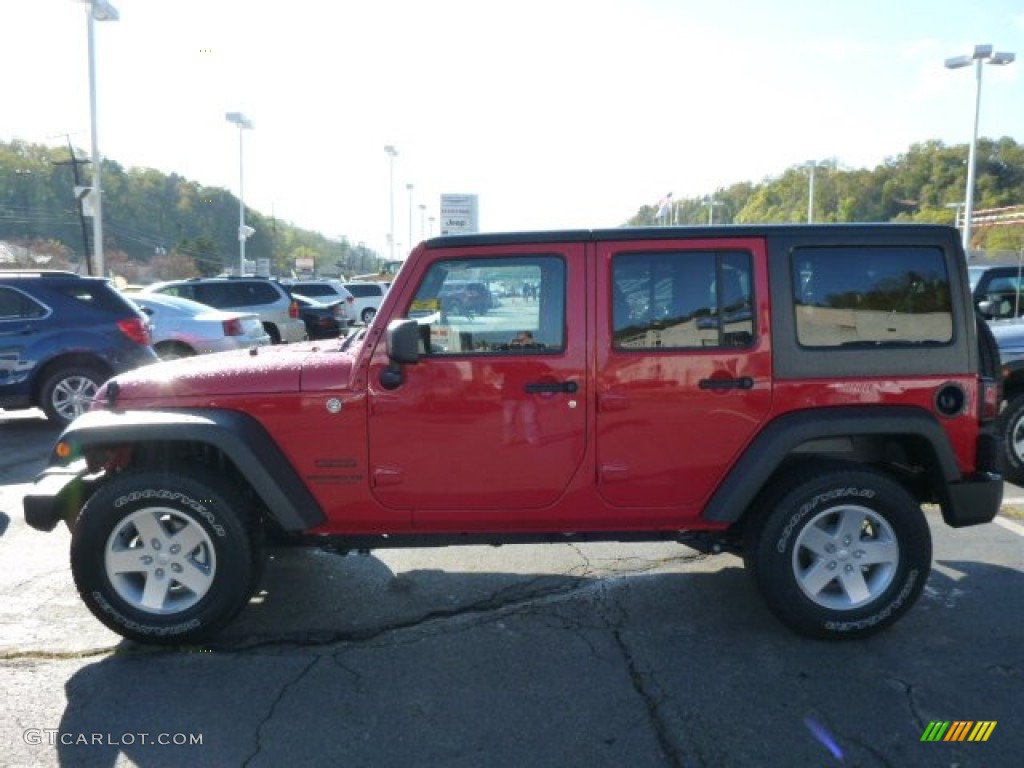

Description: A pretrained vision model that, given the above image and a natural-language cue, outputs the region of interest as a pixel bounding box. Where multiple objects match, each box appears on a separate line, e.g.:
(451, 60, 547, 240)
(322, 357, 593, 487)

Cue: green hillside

(0, 138, 382, 281)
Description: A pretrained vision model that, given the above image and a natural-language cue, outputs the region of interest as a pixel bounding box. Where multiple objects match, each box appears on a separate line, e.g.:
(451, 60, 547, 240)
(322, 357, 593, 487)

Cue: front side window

(793, 246, 952, 347)
(407, 256, 565, 355)
(0, 286, 47, 320)
(612, 250, 754, 350)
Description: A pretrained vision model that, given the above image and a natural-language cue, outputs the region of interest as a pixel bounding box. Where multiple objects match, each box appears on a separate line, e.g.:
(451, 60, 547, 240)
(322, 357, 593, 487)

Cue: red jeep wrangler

(24, 224, 1003, 644)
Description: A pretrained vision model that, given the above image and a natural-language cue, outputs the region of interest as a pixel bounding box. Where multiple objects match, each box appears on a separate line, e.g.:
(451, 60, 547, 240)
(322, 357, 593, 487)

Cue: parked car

(438, 280, 494, 317)
(969, 262, 1024, 319)
(0, 270, 156, 425)
(141, 276, 307, 344)
(281, 279, 354, 325)
(130, 293, 271, 359)
(343, 281, 388, 325)
(291, 293, 346, 340)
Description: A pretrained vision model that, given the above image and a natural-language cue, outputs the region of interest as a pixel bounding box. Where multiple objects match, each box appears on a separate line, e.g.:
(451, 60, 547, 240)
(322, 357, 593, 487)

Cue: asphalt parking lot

(1, 408, 1022, 768)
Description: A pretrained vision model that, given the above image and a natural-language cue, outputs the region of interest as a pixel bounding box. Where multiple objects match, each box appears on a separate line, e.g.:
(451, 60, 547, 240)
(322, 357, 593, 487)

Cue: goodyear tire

(70, 467, 259, 645)
(744, 463, 931, 640)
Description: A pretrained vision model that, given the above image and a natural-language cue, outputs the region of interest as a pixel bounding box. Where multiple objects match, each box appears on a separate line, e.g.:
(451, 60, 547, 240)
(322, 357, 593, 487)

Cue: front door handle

(698, 377, 753, 391)
(524, 381, 579, 395)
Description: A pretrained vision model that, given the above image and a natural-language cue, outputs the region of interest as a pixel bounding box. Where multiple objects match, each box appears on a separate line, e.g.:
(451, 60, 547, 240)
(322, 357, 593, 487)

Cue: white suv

(142, 277, 308, 344)
(344, 281, 388, 324)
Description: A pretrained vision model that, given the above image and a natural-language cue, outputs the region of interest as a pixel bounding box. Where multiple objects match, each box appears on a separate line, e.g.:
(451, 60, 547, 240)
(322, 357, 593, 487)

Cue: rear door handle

(524, 381, 579, 394)
(698, 377, 753, 391)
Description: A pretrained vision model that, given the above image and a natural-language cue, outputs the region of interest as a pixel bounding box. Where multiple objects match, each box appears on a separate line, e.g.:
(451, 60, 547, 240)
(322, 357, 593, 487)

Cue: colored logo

(920, 721, 996, 742)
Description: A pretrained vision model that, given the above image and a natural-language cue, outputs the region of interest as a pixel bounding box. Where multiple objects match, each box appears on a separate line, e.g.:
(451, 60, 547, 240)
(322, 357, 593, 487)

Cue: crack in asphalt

(886, 675, 925, 731)
(3, 549, 711, 662)
(595, 580, 690, 768)
(241, 655, 320, 768)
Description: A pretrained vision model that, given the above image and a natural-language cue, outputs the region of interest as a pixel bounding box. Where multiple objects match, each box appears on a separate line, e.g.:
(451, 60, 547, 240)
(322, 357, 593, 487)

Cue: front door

(367, 245, 587, 527)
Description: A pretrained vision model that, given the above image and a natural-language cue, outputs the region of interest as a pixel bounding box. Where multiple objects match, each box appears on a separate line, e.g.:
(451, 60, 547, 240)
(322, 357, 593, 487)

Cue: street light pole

(807, 161, 817, 223)
(81, 0, 118, 277)
(945, 44, 1015, 253)
(406, 183, 414, 253)
(384, 145, 398, 261)
(704, 198, 724, 225)
(419, 203, 427, 240)
(225, 112, 254, 276)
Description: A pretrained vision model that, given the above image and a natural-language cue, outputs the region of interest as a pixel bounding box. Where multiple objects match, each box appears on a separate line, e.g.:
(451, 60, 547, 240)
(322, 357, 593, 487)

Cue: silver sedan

(130, 293, 271, 359)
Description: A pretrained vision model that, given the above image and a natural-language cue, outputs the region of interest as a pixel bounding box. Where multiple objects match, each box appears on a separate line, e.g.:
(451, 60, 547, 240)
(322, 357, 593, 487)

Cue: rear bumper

(941, 472, 1003, 528)
(23, 462, 90, 533)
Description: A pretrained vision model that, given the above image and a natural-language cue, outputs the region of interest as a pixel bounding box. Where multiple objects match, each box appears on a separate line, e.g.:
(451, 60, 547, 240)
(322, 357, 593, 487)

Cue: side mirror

(386, 319, 421, 364)
(380, 319, 421, 390)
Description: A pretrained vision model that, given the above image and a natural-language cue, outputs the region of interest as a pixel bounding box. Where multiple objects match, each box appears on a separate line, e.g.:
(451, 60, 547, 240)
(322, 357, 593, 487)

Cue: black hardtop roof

(423, 223, 961, 250)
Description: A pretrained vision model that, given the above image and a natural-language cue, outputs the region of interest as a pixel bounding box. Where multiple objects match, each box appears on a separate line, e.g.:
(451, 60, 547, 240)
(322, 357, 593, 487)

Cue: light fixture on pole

(384, 145, 398, 261)
(79, 0, 119, 277)
(419, 203, 427, 240)
(225, 112, 254, 276)
(703, 197, 724, 225)
(945, 44, 1015, 253)
(406, 183, 415, 254)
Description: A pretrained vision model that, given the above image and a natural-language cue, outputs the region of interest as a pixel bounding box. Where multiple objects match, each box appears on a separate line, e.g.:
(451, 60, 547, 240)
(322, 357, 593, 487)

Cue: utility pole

(51, 135, 94, 273)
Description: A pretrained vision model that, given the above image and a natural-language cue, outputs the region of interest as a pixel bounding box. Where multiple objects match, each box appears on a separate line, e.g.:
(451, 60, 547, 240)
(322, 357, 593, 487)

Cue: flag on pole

(655, 193, 673, 221)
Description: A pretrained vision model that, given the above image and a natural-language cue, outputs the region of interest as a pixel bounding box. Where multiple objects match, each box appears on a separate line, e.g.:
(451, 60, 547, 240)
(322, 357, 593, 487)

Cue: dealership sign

(440, 194, 479, 235)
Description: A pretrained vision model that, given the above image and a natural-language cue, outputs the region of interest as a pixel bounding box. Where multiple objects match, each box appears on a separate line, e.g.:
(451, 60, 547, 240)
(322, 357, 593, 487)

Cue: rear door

(595, 237, 773, 517)
(0, 285, 49, 398)
(367, 243, 587, 524)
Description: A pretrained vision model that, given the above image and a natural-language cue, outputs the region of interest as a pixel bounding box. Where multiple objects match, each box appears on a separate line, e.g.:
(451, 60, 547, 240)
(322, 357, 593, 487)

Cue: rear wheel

(361, 307, 377, 325)
(1000, 393, 1024, 485)
(70, 467, 261, 645)
(39, 365, 105, 426)
(744, 463, 931, 639)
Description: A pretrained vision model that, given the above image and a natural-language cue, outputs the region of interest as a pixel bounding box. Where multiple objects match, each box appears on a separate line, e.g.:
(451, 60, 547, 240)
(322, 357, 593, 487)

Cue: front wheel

(70, 468, 260, 645)
(361, 307, 377, 325)
(744, 464, 931, 640)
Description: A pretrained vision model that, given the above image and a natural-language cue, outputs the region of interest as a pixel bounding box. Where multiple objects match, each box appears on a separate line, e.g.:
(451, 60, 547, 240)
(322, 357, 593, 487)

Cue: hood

(98, 341, 357, 406)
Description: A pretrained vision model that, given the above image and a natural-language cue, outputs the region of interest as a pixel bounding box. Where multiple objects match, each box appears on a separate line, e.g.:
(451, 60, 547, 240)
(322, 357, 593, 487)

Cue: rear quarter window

(792, 246, 952, 347)
(56, 283, 135, 314)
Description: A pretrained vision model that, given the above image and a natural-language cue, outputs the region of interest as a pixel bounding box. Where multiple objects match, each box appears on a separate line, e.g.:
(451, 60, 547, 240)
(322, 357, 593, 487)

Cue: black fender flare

(702, 406, 960, 524)
(52, 409, 326, 531)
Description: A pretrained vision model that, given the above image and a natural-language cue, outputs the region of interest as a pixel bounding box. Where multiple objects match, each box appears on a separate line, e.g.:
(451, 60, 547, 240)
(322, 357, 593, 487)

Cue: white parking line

(994, 516, 1024, 537)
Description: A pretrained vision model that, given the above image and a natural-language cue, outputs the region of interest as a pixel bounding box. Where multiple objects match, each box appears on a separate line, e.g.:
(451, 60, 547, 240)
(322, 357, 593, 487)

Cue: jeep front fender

(33, 409, 326, 532)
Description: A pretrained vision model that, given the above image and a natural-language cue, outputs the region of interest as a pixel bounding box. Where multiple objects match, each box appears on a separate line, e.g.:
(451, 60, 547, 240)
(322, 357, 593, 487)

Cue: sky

(3, 0, 1023, 260)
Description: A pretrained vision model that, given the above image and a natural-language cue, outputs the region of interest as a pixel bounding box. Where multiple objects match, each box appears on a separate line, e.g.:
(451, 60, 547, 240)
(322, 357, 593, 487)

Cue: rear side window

(346, 284, 382, 298)
(55, 283, 132, 314)
(192, 281, 280, 308)
(793, 246, 952, 347)
(612, 250, 754, 350)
